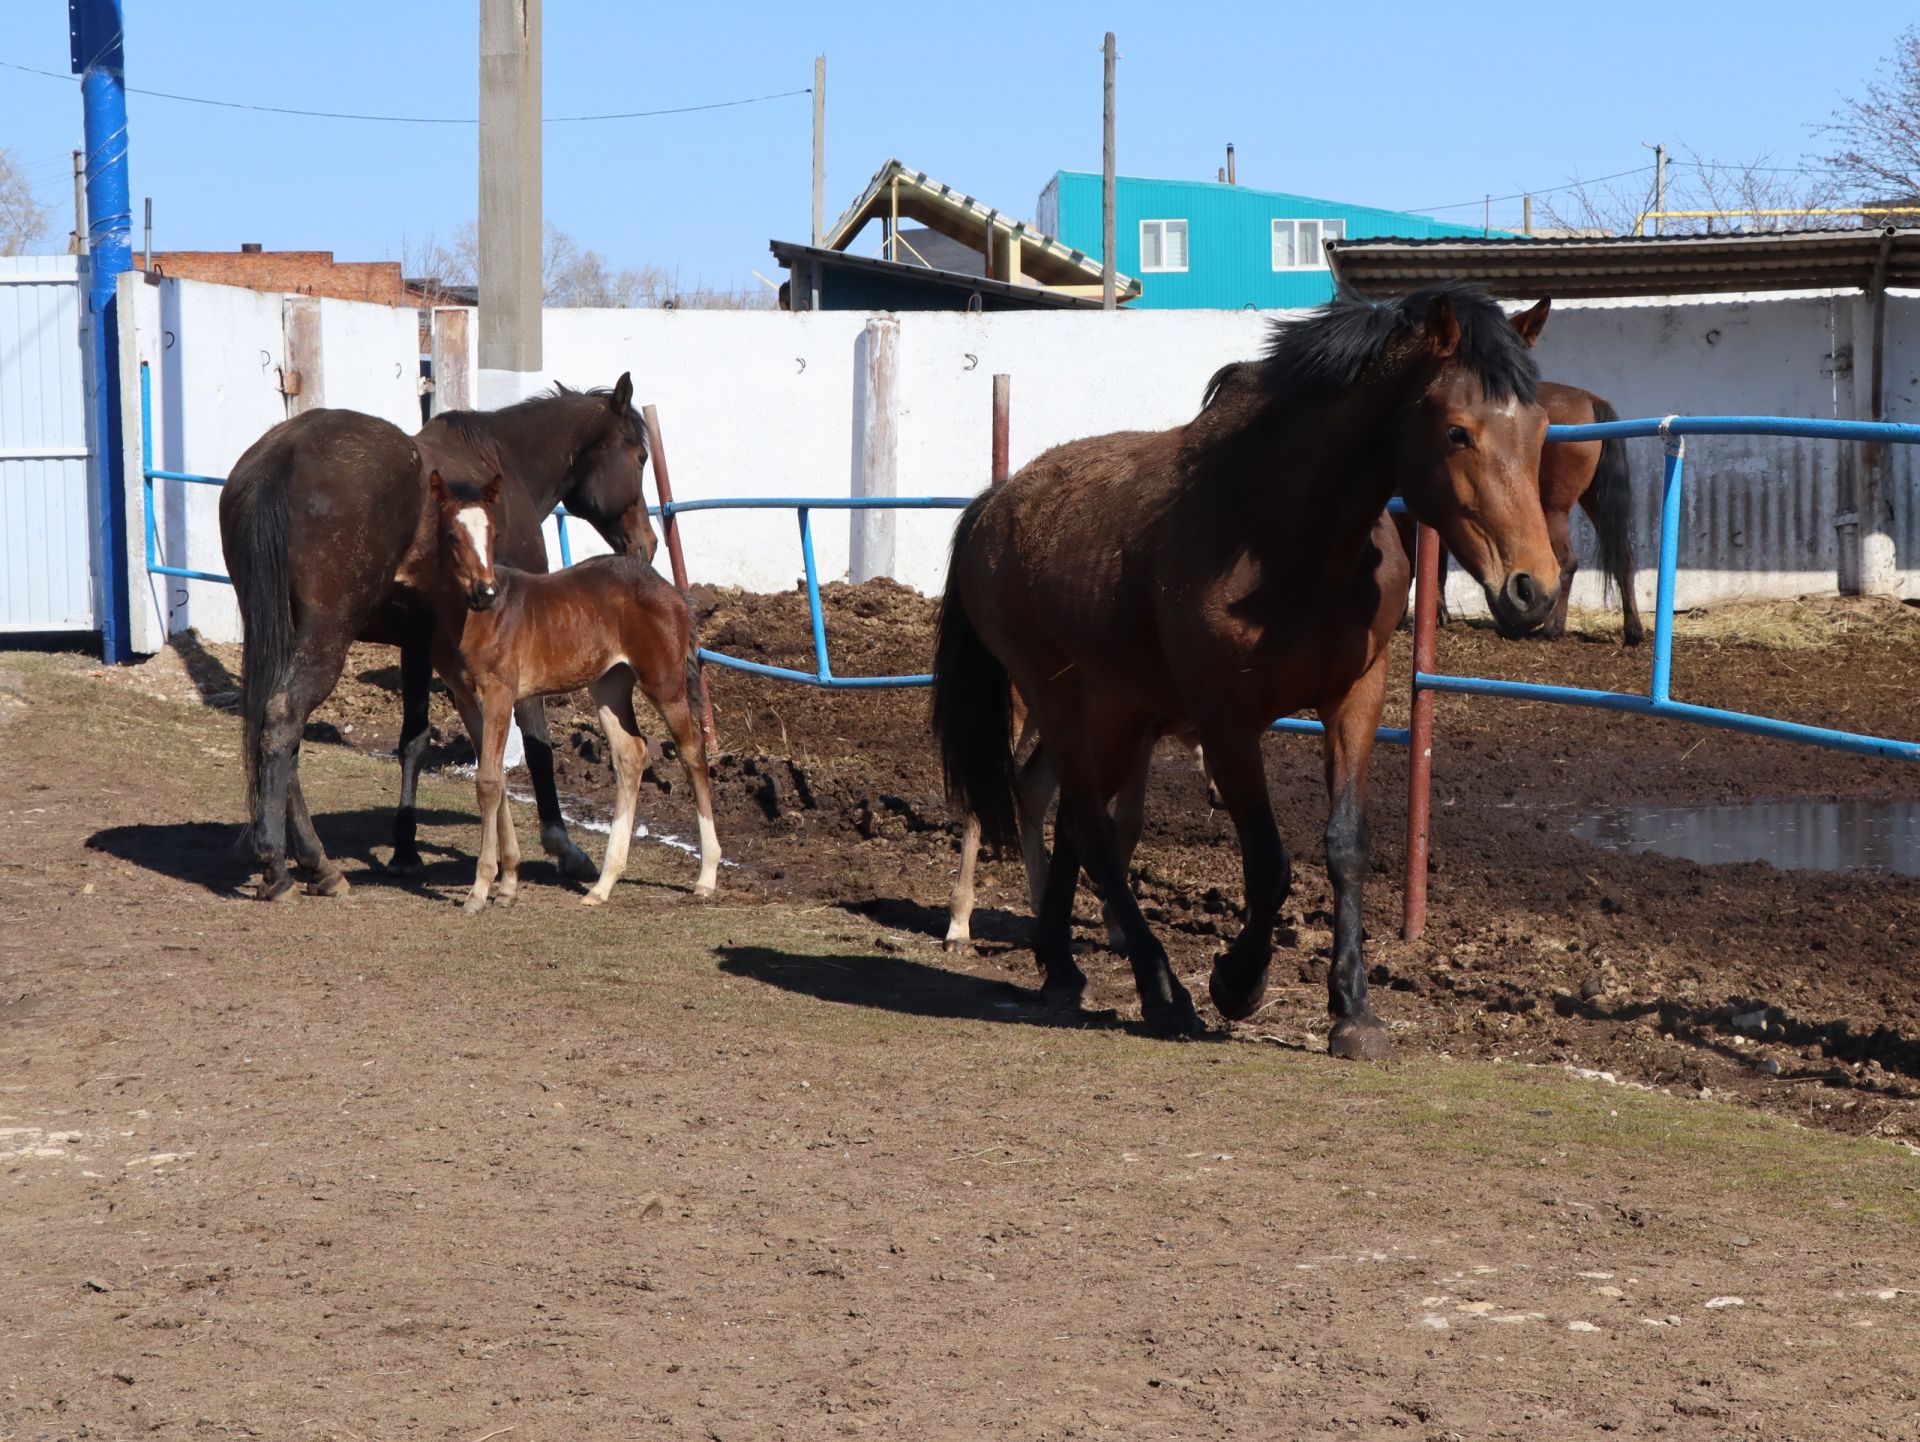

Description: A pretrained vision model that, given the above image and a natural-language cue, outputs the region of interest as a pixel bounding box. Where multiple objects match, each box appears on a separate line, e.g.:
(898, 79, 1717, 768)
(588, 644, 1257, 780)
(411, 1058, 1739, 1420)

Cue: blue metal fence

(1419, 415, 1920, 764)
(136, 359, 1915, 763)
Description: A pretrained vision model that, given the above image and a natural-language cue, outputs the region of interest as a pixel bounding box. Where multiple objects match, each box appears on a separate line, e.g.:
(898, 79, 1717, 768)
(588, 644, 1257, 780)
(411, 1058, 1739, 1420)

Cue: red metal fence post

(991, 373, 1010, 486)
(642, 403, 716, 745)
(1403, 521, 1441, 941)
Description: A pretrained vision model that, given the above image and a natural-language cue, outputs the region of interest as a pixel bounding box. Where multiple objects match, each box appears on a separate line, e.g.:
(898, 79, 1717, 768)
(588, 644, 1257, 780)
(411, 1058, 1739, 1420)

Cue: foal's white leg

(583, 680, 648, 907)
(655, 689, 720, 898)
(492, 782, 522, 906)
(944, 812, 983, 951)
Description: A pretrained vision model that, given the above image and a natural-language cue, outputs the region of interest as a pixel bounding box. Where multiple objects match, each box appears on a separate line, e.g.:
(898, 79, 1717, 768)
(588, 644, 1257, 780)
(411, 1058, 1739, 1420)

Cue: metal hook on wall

(260, 349, 272, 370)
(162, 329, 175, 349)
(963, 353, 978, 371)
(796, 357, 807, 375)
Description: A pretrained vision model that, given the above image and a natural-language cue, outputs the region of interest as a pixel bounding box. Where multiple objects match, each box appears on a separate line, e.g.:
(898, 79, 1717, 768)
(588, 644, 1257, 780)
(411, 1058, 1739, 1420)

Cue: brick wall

(133, 250, 408, 307)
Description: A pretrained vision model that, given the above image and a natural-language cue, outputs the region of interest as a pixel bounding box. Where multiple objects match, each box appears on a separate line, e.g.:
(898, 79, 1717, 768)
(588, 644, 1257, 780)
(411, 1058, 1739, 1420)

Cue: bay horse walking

(220, 375, 651, 901)
(1416, 381, 1641, 643)
(426, 471, 719, 912)
(932, 286, 1559, 1053)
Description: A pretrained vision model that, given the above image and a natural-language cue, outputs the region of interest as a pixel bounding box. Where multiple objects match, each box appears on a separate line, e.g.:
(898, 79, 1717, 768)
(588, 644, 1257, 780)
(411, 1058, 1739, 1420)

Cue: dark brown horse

(1415, 381, 1641, 644)
(220, 376, 651, 901)
(424, 469, 718, 912)
(932, 286, 1558, 1053)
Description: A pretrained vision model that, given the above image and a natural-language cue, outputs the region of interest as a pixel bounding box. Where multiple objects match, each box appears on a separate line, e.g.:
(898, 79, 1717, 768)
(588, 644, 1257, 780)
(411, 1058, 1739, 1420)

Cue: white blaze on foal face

(451, 503, 499, 607)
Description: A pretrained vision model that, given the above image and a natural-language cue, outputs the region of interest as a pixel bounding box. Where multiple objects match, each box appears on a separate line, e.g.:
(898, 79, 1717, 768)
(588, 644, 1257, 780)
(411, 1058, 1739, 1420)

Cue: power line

(0, 59, 809, 125)
(1405, 165, 1655, 216)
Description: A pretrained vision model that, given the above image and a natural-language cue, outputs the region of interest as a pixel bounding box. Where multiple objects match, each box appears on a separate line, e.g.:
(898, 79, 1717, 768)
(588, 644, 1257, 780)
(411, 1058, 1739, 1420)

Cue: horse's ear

(1424, 292, 1461, 358)
(610, 372, 634, 415)
(428, 469, 447, 502)
(1509, 297, 1550, 348)
(483, 473, 503, 505)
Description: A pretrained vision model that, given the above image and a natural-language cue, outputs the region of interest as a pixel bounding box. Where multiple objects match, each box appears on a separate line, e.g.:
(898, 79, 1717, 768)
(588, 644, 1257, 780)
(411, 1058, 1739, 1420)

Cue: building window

(1272, 218, 1345, 270)
(1139, 218, 1189, 273)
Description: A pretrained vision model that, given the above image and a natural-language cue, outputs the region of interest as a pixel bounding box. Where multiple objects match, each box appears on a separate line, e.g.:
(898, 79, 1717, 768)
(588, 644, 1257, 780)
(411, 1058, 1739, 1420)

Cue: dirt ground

(5, 587, 1920, 1439)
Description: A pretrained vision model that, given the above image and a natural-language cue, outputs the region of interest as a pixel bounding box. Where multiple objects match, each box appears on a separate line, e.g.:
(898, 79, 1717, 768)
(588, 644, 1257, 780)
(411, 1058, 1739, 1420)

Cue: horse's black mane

(429, 381, 647, 463)
(1261, 283, 1539, 405)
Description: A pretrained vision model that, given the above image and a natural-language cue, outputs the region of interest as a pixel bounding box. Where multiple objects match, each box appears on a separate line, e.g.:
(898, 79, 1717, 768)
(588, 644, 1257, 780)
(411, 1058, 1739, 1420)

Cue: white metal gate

(0, 255, 94, 632)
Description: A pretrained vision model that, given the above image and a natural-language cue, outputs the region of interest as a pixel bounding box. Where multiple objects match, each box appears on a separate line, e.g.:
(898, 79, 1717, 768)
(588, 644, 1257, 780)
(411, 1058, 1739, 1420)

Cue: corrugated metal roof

(769, 241, 1108, 310)
(821, 159, 1141, 298)
(1326, 227, 1920, 299)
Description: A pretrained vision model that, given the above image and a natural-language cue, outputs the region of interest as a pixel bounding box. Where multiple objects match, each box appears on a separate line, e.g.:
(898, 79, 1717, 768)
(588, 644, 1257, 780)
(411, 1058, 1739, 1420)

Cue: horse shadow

(837, 895, 1031, 950)
(167, 631, 241, 708)
(716, 944, 1144, 1034)
(87, 807, 474, 898)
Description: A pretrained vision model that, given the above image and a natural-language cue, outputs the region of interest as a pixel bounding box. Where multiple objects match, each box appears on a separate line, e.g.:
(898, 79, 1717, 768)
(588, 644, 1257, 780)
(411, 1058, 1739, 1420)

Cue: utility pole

(69, 151, 85, 255)
(811, 55, 826, 245)
(70, 0, 133, 663)
(1522, 194, 1532, 236)
(1645, 141, 1667, 235)
(478, 0, 542, 409)
(1101, 31, 1116, 311)
(1483, 193, 1490, 237)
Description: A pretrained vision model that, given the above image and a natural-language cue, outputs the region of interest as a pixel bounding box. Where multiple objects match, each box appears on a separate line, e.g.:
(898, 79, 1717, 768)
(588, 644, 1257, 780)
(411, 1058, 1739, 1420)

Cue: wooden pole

(1101, 32, 1117, 311)
(1402, 522, 1441, 941)
(642, 404, 714, 744)
(991, 374, 1010, 485)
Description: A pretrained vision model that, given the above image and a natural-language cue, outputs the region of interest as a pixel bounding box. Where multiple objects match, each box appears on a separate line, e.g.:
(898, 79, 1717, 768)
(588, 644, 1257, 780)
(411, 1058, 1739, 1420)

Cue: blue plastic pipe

(1651, 435, 1686, 702)
(74, 0, 134, 660)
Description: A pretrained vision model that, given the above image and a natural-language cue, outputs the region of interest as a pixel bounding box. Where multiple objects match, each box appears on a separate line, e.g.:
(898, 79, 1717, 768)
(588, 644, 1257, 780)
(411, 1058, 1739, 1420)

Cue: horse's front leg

(517, 697, 598, 881)
(944, 813, 983, 951)
(1201, 727, 1292, 1024)
(1319, 652, 1393, 1061)
(462, 683, 514, 915)
(389, 632, 434, 873)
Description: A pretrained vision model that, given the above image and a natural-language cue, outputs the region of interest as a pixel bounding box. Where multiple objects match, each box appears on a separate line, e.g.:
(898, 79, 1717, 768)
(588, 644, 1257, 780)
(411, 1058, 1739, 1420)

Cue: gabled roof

(1326, 227, 1920, 299)
(825, 158, 1141, 300)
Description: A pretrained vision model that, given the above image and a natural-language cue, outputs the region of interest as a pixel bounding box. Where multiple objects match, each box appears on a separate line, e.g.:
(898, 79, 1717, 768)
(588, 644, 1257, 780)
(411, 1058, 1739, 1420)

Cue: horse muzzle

(1487, 570, 1554, 636)
(467, 581, 500, 611)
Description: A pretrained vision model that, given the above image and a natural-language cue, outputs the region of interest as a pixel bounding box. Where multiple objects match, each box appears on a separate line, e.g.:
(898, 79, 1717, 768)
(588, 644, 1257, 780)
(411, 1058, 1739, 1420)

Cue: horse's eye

(1446, 425, 1472, 449)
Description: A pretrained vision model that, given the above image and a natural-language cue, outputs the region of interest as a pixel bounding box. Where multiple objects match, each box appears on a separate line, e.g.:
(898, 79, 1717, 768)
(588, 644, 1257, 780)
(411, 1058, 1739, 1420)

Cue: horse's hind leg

(1101, 747, 1153, 951)
(1200, 726, 1292, 1026)
(252, 640, 352, 901)
(389, 633, 434, 874)
(583, 672, 648, 906)
(656, 687, 721, 897)
(517, 697, 598, 881)
(1317, 653, 1393, 1062)
(286, 778, 349, 897)
(944, 813, 983, 951)
(1031, 803, 1086, 1008)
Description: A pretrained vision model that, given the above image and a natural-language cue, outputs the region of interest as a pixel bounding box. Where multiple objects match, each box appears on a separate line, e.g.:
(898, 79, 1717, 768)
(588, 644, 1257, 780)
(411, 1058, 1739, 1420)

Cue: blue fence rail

(136, 361, 1912, 763)
(1419, 415, 1920, 765)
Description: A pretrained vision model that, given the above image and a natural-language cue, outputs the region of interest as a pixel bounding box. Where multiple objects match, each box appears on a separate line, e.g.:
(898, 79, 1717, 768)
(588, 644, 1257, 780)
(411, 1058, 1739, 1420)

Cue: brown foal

(427, 471, 721, 912)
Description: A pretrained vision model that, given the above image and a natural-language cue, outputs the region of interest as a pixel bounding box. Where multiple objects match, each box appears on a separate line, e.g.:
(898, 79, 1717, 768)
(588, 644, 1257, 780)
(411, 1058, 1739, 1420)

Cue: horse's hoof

(1208, 958, 1271, 1022)
(581, 891, 609, 908)
(1040, 977, 1087, 1012)
(1624, 627, 1645, 648)
(693, 882, 717, 900)
(387, 850, 425, 876)
(306, 872, 350, 899)
(257, 874, 298, 903)
(550, 840, 599, 883)
(461, 895, 489, 916)
(1328, 1013, 1395, 1062)
(1141, 984, 1206, 1039)
(943, 932, 972, 955)
(492, 891, 518, 909)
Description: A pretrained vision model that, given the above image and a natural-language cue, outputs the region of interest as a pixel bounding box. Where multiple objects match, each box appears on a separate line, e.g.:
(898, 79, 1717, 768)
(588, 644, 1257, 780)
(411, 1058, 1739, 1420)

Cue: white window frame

(1272, 218, 1345, 271)
(1138, 218, 1189, 273)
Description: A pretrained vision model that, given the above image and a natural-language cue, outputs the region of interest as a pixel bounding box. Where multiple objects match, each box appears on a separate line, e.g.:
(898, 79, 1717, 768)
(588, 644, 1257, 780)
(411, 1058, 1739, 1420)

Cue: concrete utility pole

(478, 0, 543, 409)
(70, 0, 133, 663)
(812, 55, 826, 246)
(1101, 31, 1116, 311)
(69, 151, 85, 255)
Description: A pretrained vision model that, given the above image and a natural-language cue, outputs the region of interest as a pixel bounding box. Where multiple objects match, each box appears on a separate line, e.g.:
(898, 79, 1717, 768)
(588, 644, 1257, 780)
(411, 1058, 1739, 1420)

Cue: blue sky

(1, 1, 1909, 289)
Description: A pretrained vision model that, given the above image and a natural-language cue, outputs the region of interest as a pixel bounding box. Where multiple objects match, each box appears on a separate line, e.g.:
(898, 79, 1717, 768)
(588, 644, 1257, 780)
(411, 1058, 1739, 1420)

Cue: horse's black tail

(227, 453, 296, 828)
(931, 501, 1018, 850)
(1586, 397, 1635, 603)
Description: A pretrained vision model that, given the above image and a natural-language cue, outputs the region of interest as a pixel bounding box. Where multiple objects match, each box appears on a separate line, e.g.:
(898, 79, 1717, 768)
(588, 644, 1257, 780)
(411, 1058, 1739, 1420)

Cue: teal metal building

(1036, 171, 1488, 309)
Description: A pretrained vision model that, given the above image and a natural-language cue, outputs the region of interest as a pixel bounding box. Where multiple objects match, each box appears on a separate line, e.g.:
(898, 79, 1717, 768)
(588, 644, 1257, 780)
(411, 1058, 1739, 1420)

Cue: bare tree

(1819, 26, 1920, 204)
(0, 148, 51, 256)
(1539, 147, 1847, 235)
(400, 220, 772, 309)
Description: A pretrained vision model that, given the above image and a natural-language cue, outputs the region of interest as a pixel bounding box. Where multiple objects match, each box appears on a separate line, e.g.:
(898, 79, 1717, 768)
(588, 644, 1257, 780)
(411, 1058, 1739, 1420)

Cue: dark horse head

(553, 372, 656, 563)
(1265, 284, 1560, 633)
